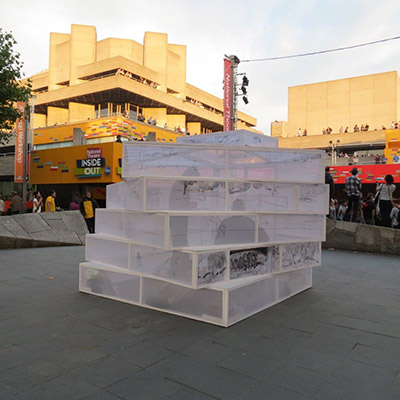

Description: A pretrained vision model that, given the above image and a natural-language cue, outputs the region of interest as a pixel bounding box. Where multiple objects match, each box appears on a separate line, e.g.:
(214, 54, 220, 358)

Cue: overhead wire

(240, 34, 400, 63)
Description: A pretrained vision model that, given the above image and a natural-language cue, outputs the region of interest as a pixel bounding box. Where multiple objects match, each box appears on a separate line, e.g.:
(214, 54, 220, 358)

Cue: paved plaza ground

(0, 246, 399, 399)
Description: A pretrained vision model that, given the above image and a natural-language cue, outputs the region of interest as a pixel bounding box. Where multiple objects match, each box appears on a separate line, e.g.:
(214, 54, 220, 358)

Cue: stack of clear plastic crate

(79, 131, 328, 327)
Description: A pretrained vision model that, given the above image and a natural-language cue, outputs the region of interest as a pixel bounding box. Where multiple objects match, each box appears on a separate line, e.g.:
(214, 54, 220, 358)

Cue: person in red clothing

(69, 193, 81, 211)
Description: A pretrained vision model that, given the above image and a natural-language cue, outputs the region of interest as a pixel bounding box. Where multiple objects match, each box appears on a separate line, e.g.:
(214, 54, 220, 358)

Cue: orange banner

(14, 101, 25, 183)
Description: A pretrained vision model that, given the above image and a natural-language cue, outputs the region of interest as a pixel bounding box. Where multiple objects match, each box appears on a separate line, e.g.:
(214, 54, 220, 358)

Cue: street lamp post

(22, 101, 28, 212)
(22, 96, 35, 212)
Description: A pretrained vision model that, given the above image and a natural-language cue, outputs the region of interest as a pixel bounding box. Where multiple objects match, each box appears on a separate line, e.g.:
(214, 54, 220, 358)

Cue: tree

(0, 29, 31, 144)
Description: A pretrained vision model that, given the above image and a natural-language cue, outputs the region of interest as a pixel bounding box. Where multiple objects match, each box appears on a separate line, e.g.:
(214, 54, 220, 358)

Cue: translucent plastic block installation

(81, 131, 326, 327)
(106, 178, 329, 214)
(122, 143, 324, 183)
(177, 129, 279, 147)
(95, 209, 325, 249)
(80, 261, 313, 327)
(85, 234, 321, 290)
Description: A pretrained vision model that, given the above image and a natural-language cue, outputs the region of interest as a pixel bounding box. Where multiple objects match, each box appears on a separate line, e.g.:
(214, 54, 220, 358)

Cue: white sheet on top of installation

(146, 178, 226, 211)
(122, 144, 226, 179)
(106, 179, 144, 211)
(227, 149, 323, 183)
(227, 182, 297, 213)
(169, 214, 257, 248)
(177, 130, 278, 147)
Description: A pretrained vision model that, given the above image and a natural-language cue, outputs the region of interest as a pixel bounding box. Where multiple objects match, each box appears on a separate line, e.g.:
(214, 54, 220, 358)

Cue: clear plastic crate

(106, 179, 143, 211)
(227, 182, 297, 213)
(141, 277, 224, 324)
(129, 243, 193, 286)
(80, 264, 141, 304)
(105, 178, 328, 215)
(123, 144, 226, 179)
(86, 235, 129, 270)
(227, 149, 323, 182)
(169, 214, 257, 248)
(95, 210, 325, 249)
(229, 246, 280, 279)
(122, 143, 324, 183)
(258, 214, 325, 243)
(85, 234, 320, 290)
(298, 184, 330, 213)
(177, 130, 278, 147)
(146, 178, 226, 212)
(281, 242, 321, 271)
(95, 208, 124, 238)
(79, 261, 313, 327)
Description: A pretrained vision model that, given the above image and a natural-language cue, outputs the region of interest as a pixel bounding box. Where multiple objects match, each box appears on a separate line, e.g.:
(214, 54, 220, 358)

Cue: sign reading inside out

(74, 147, 105, 178)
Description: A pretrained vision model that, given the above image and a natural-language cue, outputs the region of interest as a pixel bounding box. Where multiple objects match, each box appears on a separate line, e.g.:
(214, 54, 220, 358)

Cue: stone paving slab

(0, 246, 399, 399)
(0, 211, 87, 249)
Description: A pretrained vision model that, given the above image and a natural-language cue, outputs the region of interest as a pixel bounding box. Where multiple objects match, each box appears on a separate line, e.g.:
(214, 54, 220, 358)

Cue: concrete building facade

(1, 24, 259, 200)
(272, 71, 400, 138)
(30, 24, 257, 135)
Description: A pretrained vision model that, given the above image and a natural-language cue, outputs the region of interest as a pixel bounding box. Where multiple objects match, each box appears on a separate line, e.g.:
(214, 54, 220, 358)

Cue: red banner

(14, 102, 25, 183)
(223, 58, 232, 132)
(330, 164, 400, 184)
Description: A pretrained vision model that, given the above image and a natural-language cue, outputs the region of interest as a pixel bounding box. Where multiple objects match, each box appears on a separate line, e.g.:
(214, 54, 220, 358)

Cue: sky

(1, 0, 400, 134)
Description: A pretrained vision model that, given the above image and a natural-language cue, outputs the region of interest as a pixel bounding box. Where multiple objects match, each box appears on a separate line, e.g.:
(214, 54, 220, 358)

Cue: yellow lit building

(275, 70, 400, 138)
(8, 23, 259, 206)
(271, 71, 400, 158)
(30, 24, 257, 137)
(270, 71, 400, 189)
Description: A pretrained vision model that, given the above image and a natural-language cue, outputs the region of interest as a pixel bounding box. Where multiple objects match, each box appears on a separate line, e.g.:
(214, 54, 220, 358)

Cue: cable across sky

(240, 34, 400, 63)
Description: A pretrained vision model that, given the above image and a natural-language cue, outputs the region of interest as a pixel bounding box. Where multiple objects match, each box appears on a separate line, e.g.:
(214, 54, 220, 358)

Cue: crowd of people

(0, 190, 99, 233)
(122, 111, 186, 134)
(297, 120, 400, 136)
(0, 191, 27, 215)
(334, 152, 389, 165)
(116, 68, 158, 89)
(326, 167, 399, 228)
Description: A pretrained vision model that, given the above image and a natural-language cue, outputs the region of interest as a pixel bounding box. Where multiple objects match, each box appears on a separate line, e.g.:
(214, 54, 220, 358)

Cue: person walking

(80, 192, 98, 233)
(10, 192, 22, 215)
(376, 175, 396, 227)
(45, 190, 58, 212)
(32, 191, 43, 213)
(344, 168, 362, 222)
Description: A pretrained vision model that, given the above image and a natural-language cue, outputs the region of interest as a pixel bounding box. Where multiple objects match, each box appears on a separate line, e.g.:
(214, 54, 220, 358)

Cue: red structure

(330, 164, 400, 184)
